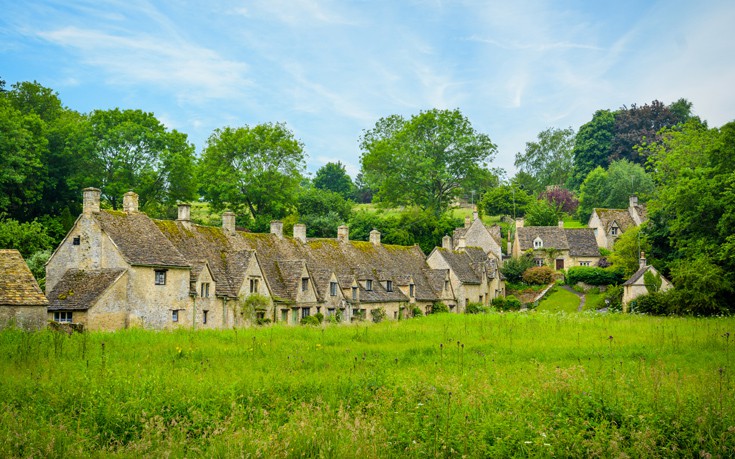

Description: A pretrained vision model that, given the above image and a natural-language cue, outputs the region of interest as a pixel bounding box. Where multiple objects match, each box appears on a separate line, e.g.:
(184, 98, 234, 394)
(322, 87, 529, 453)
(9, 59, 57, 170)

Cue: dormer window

(386, 280, 393, 292)
(444, 280, 449, 291)
(250, 278, 259, 293)
(366, 280, 373, 291)
(409, 284, 415, 298)
(73, 236, 81, 246)
(301, 278, 309, 292)
(200, 282, 210, 298)
(330, 281, 338, 296)
(352, 286, 358, 301)
(533, 237, 543, 249)
(610, 226, 619, 236)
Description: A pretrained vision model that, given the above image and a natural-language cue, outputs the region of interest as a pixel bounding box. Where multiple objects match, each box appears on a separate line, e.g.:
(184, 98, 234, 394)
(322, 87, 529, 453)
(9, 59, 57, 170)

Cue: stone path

(560, 285, 586, 312)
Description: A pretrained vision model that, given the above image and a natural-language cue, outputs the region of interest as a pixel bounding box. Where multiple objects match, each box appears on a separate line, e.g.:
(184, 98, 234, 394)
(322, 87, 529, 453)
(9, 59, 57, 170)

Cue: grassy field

(2, 313, 734, 458)
(536, 287, 581, 313)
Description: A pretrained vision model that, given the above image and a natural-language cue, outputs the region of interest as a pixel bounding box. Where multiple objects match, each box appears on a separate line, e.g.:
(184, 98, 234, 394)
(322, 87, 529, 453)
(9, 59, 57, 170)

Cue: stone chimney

(558, 220, 564, 228)
(122, 191, 139, 213)
(515, 217, 524, 229)
(507, 241, 512, 256)
(83, 187, 101, 214)
(464, 215, 471, 228)
(177, 203, 191, 222)
(337, 225, 349, 243)
(629, 195, 638, 208)
(639, 251, 647, 269)
(293, 223, 306, 243)
(442, 235, 452, 250)
(270, 220, 283, 239)
(457, 236, 466, 250)
(472, 210, 479, 221)
(222, 212, 236, 235)
(369, 229, 381, 246)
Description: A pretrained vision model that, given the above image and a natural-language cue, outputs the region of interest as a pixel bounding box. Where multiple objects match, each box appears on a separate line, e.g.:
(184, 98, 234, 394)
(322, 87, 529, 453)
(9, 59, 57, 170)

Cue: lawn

(535, 287, 581, 313)
(1, 313, 734, 457)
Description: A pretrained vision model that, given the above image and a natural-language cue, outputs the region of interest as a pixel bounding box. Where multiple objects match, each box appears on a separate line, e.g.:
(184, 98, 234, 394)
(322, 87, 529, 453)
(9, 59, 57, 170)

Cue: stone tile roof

(95, 211, 189, 268)
(274, 260, 308, 302)
(452, 223, 502, 245)
(517, 227, 599, 257)
(0, 249, 48, 306)
(623, 266, 649, 286)
(594, 208, 637, 232)
(47, 268, 125, 311)
(434, 248, 481, 284)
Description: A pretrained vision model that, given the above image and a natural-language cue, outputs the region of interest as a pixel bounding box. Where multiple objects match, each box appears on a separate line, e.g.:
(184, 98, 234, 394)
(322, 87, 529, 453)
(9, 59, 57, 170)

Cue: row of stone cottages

(14, 188, 507, 331)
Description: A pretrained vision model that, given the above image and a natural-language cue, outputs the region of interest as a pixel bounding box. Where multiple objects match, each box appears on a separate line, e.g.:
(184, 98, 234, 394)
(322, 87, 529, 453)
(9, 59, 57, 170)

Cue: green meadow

(1, 313, 734, 458)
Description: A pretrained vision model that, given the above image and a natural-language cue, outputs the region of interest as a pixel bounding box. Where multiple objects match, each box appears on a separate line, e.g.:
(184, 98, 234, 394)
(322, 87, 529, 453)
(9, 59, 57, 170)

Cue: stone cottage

(512, 219, 600, 269)
(622, 253, 673, 311)
(588, 196, 647, 250)
(447, 211, 504, 261)
(0, 249, 49, 330)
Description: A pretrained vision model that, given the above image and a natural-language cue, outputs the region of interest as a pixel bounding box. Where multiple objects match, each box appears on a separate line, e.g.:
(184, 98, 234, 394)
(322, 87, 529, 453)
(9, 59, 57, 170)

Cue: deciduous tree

(515, 127, 575, 194)
(313, 161, 355, 199)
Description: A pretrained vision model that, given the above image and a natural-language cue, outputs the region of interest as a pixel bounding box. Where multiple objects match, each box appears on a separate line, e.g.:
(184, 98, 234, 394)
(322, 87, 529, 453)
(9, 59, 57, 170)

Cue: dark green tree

(524, 199, 562, 227)
(514, 127, 575, 194)
(313, 161, 355, 199)
(480, 184, 533, 218)
(360, 109, 496, 215)
(568, 110, 616, 190)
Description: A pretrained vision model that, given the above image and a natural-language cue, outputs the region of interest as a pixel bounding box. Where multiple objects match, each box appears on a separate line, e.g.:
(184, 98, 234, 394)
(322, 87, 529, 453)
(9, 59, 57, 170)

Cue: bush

(501, 255, 536, 284)
(492, 295, 522, 311)
(629, 290, 681, 315)
(522, 266, 555, 285)
(566, 266, 624, 286)
(314, 312, 324, 324)
(603, 285, 624, 312)
(370, 307, 386, 323)
(465, 302, 486, 314)
(300, 315, 320, 326)
(430, 302, 450, 314)
(411, 306, 423, 317)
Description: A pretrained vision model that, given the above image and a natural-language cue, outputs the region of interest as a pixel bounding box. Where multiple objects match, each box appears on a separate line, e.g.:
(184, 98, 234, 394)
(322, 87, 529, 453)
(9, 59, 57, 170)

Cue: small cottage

(588, 196, 647, 250)
(622, 253, 673, 312)
(512, 219, 600, 269)
(0, 249, 49, 330)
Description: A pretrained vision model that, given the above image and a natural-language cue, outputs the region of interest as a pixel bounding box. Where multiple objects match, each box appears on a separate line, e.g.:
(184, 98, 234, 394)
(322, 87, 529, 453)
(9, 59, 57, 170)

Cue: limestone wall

(126, 266, 191, 330)
(1, 305, 47, 330)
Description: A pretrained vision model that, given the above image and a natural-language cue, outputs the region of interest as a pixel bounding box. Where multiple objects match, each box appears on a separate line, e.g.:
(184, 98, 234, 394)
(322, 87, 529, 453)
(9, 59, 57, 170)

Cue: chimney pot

(222, 212, 236, 234)
(177, 203, 191, 222)
(639, 251, 647, 269)
(369, 229, 381, 246)
(123, 191, 139, 213)
(464, 215, 471, 228)
(442, 235, 452, 250)
(83, 187, 101, 214)
(270, 220, 283, 239)
(472, 210, 479, 221)
(337, 225, 349, 242)
(558, 220, 564, 228)
(515, 217, 524, 229)
(293, 223, 306, 243)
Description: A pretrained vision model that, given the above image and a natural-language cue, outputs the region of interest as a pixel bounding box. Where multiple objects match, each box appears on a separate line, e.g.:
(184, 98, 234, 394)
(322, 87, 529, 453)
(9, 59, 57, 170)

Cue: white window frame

(200, 282, 210, 298)
(533, 237, 543, 249)
(54, 311, 73, 323)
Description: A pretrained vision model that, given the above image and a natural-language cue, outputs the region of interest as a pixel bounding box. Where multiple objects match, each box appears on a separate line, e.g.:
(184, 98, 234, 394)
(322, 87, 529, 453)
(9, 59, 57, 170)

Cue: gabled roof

(516, 227, 599, 257)
(452, 221, 502, 247)
(95, 211, 189, 268)
(433, 248, 481, 284)
(0, 249, 48, 306)
(593, 208, 637, 233)
(47, 268, 125, 311)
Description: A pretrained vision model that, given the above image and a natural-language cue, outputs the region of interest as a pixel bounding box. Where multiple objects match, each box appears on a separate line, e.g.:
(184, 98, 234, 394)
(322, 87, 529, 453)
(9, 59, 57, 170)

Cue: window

(202, 310, 208, 324)
(292, 308, 298, 323)
(301, 307, 310, 318)
(281, 309, 289, 323)
(366, 280, 373, 291)
(579, 261, 591, 267)
(533, 237, 543, 249)
(534, 258, 544, 267)
(250, 278, 259, 293)
(386, 280, 393, 292)
(301, 278, 309, 292)
(200, 282, 210, 298)
(256, 311, 265, 321)
(330, 281, 338, 296)
(611, 227, 619, 236)
(409, 284, 415, 298)
(479, 295, 483, 304)
(72, 236, 81, 246)
(352, 286, 358, 301)
(155, 270, 167, 285)
(327, 308, 335, 317)
(54, 311, 72, 323)
(444, 280, 449, 291)
(172, 310, 179, 322)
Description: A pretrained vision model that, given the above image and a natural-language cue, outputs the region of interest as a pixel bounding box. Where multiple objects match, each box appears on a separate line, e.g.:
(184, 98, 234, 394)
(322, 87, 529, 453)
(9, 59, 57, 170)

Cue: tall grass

(1, 313, 733, 457)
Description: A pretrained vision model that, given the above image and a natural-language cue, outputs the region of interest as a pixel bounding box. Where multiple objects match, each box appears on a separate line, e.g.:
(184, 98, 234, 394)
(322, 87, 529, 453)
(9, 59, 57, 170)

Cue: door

(555, 259, 564, 270)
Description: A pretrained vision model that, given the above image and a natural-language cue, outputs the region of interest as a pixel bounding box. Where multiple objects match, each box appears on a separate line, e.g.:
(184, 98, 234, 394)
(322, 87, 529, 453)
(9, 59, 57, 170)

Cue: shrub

(604, 285, 624, 312)
(430, 302, 450, 314)
(465, 302, 486, 314)
(522, 266, 555, 285)
(566, 266, 624, 286)
(629, 290, 681, 315)
(370, 307, 386, 323)
(411, 306, 423, 317)
(314, 312, 324, 324)
(300, 315, 320, 326)
(492, 295, 522, 311)
(255, 317, 271, 326)
(501, 255, 536, 284)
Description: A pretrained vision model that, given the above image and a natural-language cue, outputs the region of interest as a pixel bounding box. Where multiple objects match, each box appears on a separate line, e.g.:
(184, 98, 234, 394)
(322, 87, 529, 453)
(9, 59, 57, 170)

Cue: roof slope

(593, 208, 636, 232)
(517, 227, 599, 257)
(47, 268, 125, 311)
(434, 248, 481, 284)
(95, 211, 189, 267)
(0, 249, 48, 306)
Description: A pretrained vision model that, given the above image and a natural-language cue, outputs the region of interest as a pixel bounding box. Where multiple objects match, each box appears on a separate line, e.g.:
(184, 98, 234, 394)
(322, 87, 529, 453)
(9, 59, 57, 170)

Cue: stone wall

(1, 305, 47, 330)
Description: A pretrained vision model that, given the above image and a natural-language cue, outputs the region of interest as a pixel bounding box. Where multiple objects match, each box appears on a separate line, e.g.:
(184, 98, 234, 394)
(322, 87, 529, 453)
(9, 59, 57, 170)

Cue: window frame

(155, 269, 167, 285)
(301, 277, 309, 292)
(330, 281, 338, 296)
(72, 236, 81, 246)
(202, 310, 208, 324)
(54, 311, 73, 323)
(386, 280, 393, 292)
(250, 278, 259, 293)
(200, 282, 210, 298)
(366, 279, 373, 291)
(172, 310, 179, 322)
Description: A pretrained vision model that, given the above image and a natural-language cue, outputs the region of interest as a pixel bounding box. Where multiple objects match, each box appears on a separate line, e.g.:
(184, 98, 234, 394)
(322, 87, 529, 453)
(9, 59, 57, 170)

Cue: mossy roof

(593, 208, 637, 233)
(47, 268, 125, 311)
(0, 249, 48, 306)
(517, 227, 599, 257)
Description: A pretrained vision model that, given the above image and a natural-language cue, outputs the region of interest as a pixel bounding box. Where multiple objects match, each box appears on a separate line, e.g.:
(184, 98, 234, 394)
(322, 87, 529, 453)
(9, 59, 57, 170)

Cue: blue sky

(3, 0, 734, 178)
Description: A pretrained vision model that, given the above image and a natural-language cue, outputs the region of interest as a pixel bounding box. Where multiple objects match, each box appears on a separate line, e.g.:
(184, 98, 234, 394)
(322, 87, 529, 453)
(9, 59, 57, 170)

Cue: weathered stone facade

(588, 196, 648, 250)
(512, 219, 601, 269)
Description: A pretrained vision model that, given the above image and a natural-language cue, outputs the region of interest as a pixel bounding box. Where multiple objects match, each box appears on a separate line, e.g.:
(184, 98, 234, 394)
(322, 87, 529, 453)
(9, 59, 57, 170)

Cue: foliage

(352, 172, 374, 203)
(566, 266, 624, 286)
(609, 226, 651, 276)
(411, 306, 423, 317)
(575, 166, 608, 222)
(514, 127, 575, 194)
(524, 199, 561, 227)
(24, 249, 51, 290)
(430, 302, 450, 314)
(522, 266, 555, 285)
(669, 256, 732, 315)
(199, 123, 305, 230)
(360, 109, 496, 215)
(643, 270, 662, 293)
(313, 161, 355, 200)
(568, 109, 616, 190)
(628, 289, 681, 315)
(314, 312, 324, 324)
(240, 294, 271, 322)
(370, 307, 387, 323)
(300, 315, 320, 325)
(492, 295, 522, 311)
(479, 184, 533, 218)
(295, 188, 353, 238)
(464, 302, 487, 314)
(604, 285, 624, 312)
(500, 254, 536, 284)
(0, 217, 55, 259)
(539, 187, 578, 214)
(576, 160, 654, 222)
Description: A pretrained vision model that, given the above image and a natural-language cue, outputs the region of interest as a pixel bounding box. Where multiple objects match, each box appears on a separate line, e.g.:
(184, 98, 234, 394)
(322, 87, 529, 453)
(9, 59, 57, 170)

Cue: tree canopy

(198, 122, 305, 230)
(575, 160, 654, 222)
(514, 126, 575, 194)
(360, 109, 496, 215)
(313, 161, 355, 200)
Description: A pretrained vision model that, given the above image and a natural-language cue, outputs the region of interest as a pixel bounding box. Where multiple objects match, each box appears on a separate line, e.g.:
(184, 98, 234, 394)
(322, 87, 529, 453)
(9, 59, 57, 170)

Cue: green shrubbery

(491, 295, 522, 311)
(300, 315, 320, 325)
(370, 307, 387, 323)
(465, 302, 487, 314)
(500, 255, 536, 284)
(566, 266, 624, 286)
(411, 306, 423, 317)
(430, 302, 450, 314)
(521, 266, 555, 285)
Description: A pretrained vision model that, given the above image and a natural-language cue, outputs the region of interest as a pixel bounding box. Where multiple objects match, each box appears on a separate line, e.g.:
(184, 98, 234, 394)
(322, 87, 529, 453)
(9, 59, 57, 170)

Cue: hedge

(566, 266, 624, 286)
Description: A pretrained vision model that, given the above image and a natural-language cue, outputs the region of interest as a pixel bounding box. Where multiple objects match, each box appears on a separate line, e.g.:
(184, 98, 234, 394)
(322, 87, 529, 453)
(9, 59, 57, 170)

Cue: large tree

(313, 161, 354, 199)
(480, 184, 533, 218)
(575, 160, 654, 222)
(199, 122, 305, 229)
(360, 109, 496, 215)
(514, 126, 575, 194)
(568, 110, 616, 190)
(77, 108, 197, 211)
